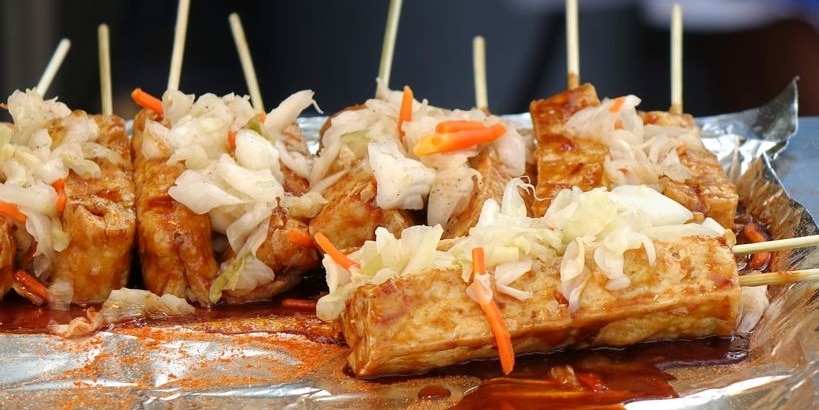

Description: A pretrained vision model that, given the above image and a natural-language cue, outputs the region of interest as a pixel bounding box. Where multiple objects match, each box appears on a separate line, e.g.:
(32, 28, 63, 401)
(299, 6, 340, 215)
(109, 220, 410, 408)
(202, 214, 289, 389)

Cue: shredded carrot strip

(314, 232, 359, 270)
(743, 222, 771, 270)
(52, 178, 67, 214)
(0, 202, 27, 224)
(280, 298, 317, 310)
(434, 119, 487, 133)
(608, 96, 626, 113)
(258, 112, 267, 123)
(0, 103, 7, 110)
(413, 121, 506, 156)
(227, 130, 238, 151)
(471, 247, 515, 375)
(14, 270, 50, 303)
(398, 85, 414, 139)
(130, 88, 164, 117)
(286, 229, 314, 248)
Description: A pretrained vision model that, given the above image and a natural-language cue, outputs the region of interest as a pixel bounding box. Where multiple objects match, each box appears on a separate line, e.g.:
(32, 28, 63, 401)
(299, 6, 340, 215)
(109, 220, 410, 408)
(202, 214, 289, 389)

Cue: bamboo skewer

(669, 3, 683, 115)
(565, 0, 580, 89)
(739, 269, 819, 287)
(167, 0, 191, 91)
(375, 0, 404, 98)
(35, 38, 71, 97)
(472, 35, 488, 112)
(229, 12, 265, 113)
(733, 234, 819, 255)
(98, 24, 113, 116)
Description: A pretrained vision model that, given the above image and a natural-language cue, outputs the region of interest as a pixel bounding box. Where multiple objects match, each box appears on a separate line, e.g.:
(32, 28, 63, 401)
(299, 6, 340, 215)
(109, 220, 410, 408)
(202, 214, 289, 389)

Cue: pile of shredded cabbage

(565, 95, 702, 189)
(145, 90, 322, 302)
(0, 89, 117, 279)
(316, 178, 728, 321)
(310, 82, 532, 228)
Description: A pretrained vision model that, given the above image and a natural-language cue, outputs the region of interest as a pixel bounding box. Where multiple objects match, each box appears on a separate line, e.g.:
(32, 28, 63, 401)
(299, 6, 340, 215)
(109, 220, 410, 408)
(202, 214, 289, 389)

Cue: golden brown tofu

(530, 87, 738, 228)
(309, 169, 417, 250)
(340, 235, 739, 378)
(51, 114, 137, 303)
(0, 217, 16, 299)
(642, 111, 739, 229)
(132, 110, 219, 305)
(443, 148, 514, 239)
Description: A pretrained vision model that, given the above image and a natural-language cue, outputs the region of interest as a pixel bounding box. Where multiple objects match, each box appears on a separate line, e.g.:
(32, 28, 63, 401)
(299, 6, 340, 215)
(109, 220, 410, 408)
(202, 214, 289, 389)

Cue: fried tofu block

(642, 111, 739, 229)
(0, 218, 16, 298)
(132, 110, 218, 305)
(340, 235, 739, 377)
(443, 148, 514, 239)
(309, 169, 417, 250)
(530, 87, 738, 228)
(51, 114, 137, 303)
(532, 137, 608, 217)
(530, 84, 601, 216)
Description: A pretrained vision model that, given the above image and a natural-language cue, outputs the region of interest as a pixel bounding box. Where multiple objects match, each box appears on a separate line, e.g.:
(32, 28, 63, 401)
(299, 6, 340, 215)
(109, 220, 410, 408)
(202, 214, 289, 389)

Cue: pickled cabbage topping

(161, 91, 317, 283)
(565, 95, 697, 189)
(317, 178, 729, 320)
(0, 90, 112, 277)
(310, 84, 531, 228)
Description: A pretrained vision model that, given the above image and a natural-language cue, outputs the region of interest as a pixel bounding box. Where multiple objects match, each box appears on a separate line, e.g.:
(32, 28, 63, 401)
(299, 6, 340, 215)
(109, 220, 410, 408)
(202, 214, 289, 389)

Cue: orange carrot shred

(286, 229, 314, 248)
(413, 121, 506, 156)
(280, 298, 317, 310)
(52, 178, 67, 214)
(471, 247, 515, 375)
(14, 270, 50, 304)
(398, 85, 414, 139)
(130, 88, 164, 117)
(434, 119, 486, 134)
(743, 222, 771, 270)
(314, 232, 359, 270)
(227, 131, 238, 151)
(0, 202, 27, 224)
(608, 96, 626, 113)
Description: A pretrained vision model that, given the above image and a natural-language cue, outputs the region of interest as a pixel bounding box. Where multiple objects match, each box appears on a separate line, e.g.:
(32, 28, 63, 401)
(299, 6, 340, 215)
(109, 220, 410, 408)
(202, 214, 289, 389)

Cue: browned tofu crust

(530, 86, 738, 228)
(51, 114, 137, 303)
(309, 169, 417, 250)
(0, 218, 16, 298)
(443, 148, 514, 239)
(131, 110, 219, 305)
(340, 235, 739, 378)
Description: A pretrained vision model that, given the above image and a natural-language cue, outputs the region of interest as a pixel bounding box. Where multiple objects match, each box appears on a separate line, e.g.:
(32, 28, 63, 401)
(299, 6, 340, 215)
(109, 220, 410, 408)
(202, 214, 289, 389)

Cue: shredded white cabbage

(565, 95, 700, 189)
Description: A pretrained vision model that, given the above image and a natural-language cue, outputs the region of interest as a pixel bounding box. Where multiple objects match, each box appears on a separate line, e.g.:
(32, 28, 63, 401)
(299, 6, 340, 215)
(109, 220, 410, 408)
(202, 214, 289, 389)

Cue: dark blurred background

(2, 0, 819, 121)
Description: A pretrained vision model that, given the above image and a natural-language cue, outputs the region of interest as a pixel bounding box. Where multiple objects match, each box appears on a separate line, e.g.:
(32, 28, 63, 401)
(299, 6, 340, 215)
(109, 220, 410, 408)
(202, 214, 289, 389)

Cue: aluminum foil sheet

(1, 84, 814, 409)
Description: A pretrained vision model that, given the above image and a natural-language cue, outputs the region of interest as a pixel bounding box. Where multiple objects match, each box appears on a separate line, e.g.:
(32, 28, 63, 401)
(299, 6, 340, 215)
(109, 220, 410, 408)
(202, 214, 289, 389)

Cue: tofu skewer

(319, 179, 744, 378)
(530, 85, 738, 229)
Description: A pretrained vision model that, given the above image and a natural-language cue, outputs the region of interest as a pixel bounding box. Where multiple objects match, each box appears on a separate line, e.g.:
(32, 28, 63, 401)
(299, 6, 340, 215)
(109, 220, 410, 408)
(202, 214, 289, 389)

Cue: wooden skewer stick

(35, 38, 71, 97)
(167, 0, 191, 91)
(229, 12, 265, 113)
(733, 234, 819, 255)
(565, 0, 580, 89)
(669, 3, 683, 115)
(739, 268, 819, 287)
(98, 24, 113, 116)
(375, 0, 404, 98)
(473, 35, 488, 112)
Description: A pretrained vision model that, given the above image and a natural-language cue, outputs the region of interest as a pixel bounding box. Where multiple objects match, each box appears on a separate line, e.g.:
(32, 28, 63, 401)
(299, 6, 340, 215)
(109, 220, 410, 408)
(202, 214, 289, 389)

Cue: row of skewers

(0, 0, 817, 385)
